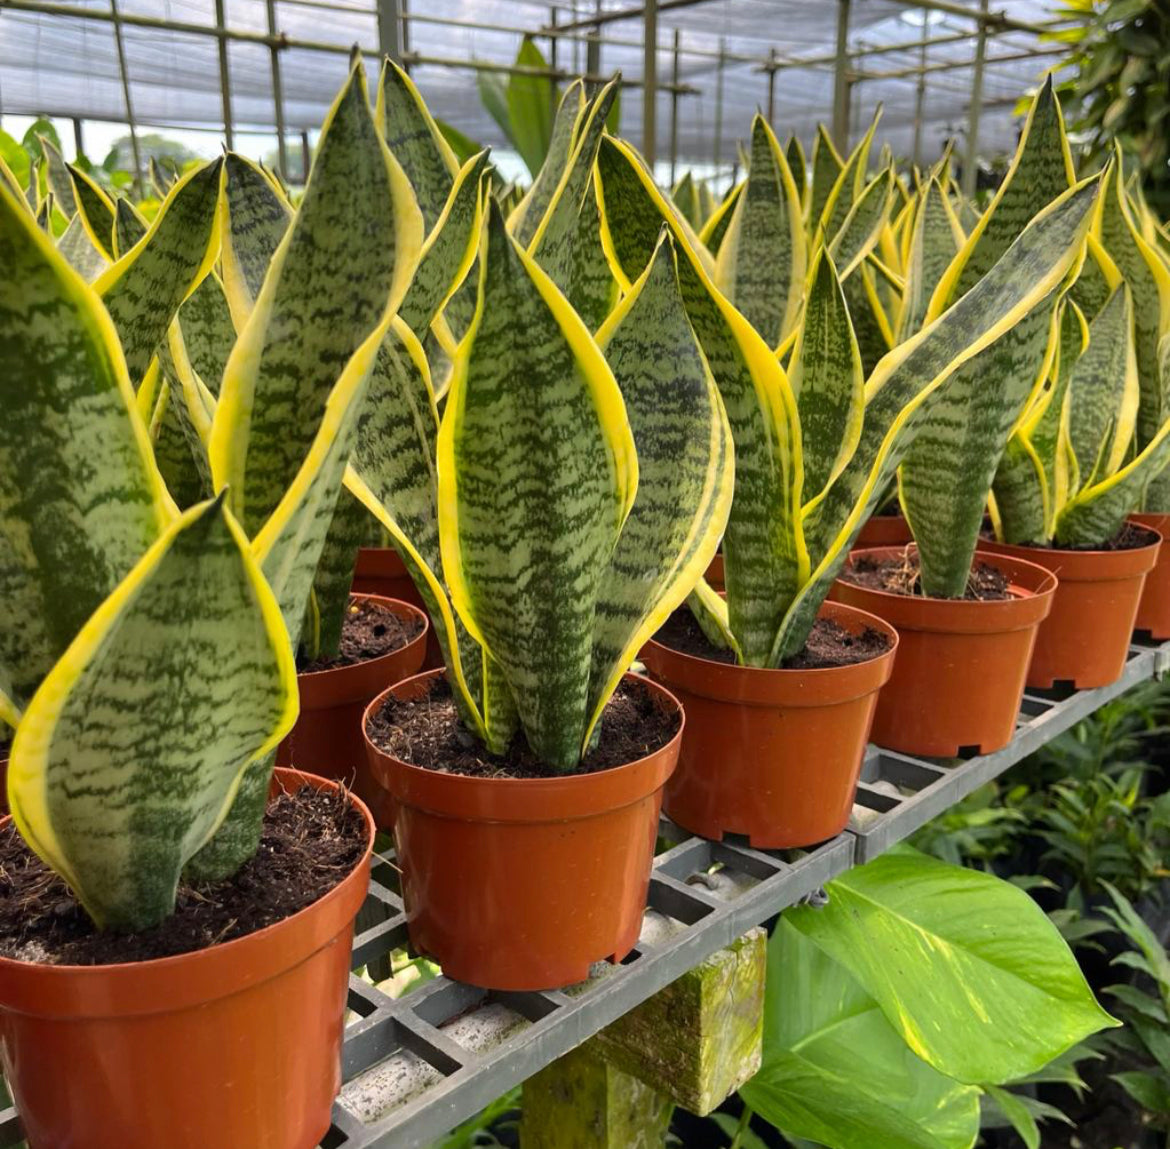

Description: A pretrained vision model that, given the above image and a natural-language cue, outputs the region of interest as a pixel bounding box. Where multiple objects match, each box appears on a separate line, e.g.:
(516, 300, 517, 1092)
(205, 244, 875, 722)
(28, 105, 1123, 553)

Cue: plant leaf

(112, 196, 147, 258)
(808, 126, 844, 238)
(828, 166, 894, 281)
(55, 213, 108, 282)
(898, 178, 963, 341)
(7, 494, 296, 931)
(697, 180, 742, 258)
(506, 37, 555, 178)
(981, 1086, 1040, 1149)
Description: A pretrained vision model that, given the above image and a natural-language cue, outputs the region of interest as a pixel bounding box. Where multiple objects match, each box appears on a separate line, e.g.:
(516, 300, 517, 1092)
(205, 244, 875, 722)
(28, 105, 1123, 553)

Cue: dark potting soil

(980, 521, 1159, 553)
(298, 596, 424, 673)
(366, 675, 680, 779)
(842, 552, 1012, 601)
(652, 607, 892, 670)
(0, 786, 367, 966)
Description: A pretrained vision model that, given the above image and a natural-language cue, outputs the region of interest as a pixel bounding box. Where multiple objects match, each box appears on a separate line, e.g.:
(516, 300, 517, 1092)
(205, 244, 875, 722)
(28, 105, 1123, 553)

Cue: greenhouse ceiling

(0, 0, 1069, 178)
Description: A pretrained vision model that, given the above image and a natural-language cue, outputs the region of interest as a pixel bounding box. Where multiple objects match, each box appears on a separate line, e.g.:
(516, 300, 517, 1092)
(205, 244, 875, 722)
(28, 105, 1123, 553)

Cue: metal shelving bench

(3, 634, 1168, 1149)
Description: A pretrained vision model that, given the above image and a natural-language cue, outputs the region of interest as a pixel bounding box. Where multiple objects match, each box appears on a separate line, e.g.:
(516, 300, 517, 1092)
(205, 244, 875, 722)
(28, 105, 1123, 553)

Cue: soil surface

(983, 521, 1158, 553)
(0, 786, 367, 966)
(652, 607, 892, 669)
(842, 552, 1011, 601)
(299, 597, 424, 673)
(366, 675, 679, 779)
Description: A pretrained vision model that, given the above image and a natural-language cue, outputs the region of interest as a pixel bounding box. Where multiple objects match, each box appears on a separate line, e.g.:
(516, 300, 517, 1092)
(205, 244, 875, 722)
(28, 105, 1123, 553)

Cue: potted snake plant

(0, 137, 380, 1148)
(835, 80, 1091, 756)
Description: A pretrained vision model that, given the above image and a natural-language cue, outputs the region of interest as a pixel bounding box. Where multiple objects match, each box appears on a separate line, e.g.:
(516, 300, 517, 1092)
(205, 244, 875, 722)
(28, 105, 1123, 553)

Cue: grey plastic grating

(2, 634, 1167, 1149)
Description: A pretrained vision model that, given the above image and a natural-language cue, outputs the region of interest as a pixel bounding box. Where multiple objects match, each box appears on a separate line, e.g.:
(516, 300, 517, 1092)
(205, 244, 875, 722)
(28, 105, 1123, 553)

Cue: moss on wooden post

(594, 927, 767, 1115)
(521, 1043, 673, 1149)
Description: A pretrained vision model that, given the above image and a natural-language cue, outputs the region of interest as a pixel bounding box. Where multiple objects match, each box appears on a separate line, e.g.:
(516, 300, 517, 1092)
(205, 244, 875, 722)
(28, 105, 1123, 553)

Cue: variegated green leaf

(697, 181, 742, 258)
(113, 197, 147, 258)
(587, 233, 733, 739)
(672, 171, 701, 230)
(597, 134, 804, 668)
(828, 166, 894, 281)
(150, 381, 211, 510)
(791, 250, 863, 507)
(844, 264, 893, 377)
(8, 494, 296, 931)
(1071, 233, 1121, 320)
(897, 177, 963, 341)
(174, 271, 235, 396)
(816, 112, 881, 251)
(509, 79, 585, 248)
(211, 63, 424, 539)
(438, 204, 636, 769)
(714, 115, 807, 347)
(37, 135, 76, 218)
(774, 179, 1099, 660)
(786, 135, 807, 208)
(56, 213, 108, 282)
(0, 179, 171, 719)
(35, 194, 53, 234)
(808, 125, 844, 236)
(220, 152, 292, 328)
(96, 159, 224, 384)
(376, 56, 458, 232)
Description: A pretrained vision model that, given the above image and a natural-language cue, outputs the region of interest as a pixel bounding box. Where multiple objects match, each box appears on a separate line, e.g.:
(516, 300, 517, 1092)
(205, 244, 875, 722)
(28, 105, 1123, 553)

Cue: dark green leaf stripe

(113, 197, 147, 258)
(8, 495, 296, 930)
(587, 234, 733, 739)
(808, 125, 843, 237)
(791, 250, 863, 507)
(509, 80, 585, 249)
(174, 271, 236, 396)
(898, 177, 963, 341)
(567, 176, 620, 333)
(774, 179, 1099, 660)
(65, 161, 114, 260)
(438, 204, 636, 769)
(221, 152, 293, 327)
(376, 57, 459, 233)
(597, 135, 804, 667)
(714, 115, 806, 347)
(97, 159, 224, 385)
(212, 64, 424, 537)
(150, 380, 212, 510)
(56, 213, 108, 282)
(0, 180, 171, 717)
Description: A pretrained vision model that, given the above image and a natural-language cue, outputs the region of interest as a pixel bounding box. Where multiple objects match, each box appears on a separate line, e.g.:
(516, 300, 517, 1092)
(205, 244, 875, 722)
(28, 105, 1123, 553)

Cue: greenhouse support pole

(401, 0, 411, 73)
(669, 28, 680, 185)
(549, 8, 560, 119)
(214, 0, 234, 149)
(831, 0, 851, 152)
(962, 0, 989, 200)
(377, 0, 402, 63)
(713, 36, 725, 175)
(586, 0, 603, 89)
(108, 0, 142, 195)
(642, 0, 658, 170)
(301, 130, 311, 181)
(912, 20, 927, 170)
(71, 118, 83, 159)
(266, 0, 289, 181)
(766, 48, 777, 126)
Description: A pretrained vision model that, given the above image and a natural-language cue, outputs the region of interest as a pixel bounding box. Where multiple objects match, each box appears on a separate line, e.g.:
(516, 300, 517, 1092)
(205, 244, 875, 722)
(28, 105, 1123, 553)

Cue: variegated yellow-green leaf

(791, 250, 863, 508)
(66, 165, 116, 258)
(96, 158, 224, 385)
(113, 196, 147, 258)
(8, 494, 297, 931)
(0, 178, 171, 721)
(173, 271, 236, 396)
(597, 134, 804, 668)
(35, 193, 53, 234)
(714, 115, 807, 347)
(438, 203, 636, 769)
(672, 170, 701, 230)
(587, 233, 733, 741)
(151, 380, 211, 510)
(376, 56, 458, 232)
(509, 79, 585, 248)
(37, 134, 76, 218)
(816, 112, 881, 250)
(808, 125, 843, 236)
(697, 181, 742, 258)
(1098, 148, 1170, 451)
(844, 263, 892, 377)
(828, 166, 894, 281)
(774, 179, 1099, 660)
(897, 177, 963, 341)
(212, 63, 424, 539)
(1066, 286, 1137, 489)
(56, 213, 109, 282)
(1071, 233, 1121, 320)
(786, 135, 807, 209)
(220, 152, 292, 329)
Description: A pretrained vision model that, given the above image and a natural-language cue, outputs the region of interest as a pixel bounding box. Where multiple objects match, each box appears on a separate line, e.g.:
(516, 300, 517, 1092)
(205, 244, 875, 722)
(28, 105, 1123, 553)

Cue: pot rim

(979, 521, 1163, 582)
(296, 594, 429, 684)
(0, 768, 373, 1010)
(362, 669, 684, 821)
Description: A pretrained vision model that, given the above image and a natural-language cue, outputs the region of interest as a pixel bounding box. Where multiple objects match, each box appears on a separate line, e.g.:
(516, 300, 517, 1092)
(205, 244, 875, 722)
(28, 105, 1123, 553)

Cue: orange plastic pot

(278, 594, 427, 828)
(856, 514, 913, 548)
(981, 525, 1161, 688)
(640, 601, 897, 849)
(705, 551, 724, 591)
(0, 768, 373, 1149)
(363, 670, 682, 991)
(1131, 513, 1170, 639)
(352, 547, 441, 668)
(831, 547, 1056, 756)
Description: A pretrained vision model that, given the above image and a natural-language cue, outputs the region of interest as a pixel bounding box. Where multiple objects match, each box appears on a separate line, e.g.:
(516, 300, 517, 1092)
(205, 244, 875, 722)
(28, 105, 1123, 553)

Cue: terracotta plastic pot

(856, 513, 913, 548)
(831, 547, 1056, 756)
(981, 525, 1161, 689)
(0, 768, 373, 1149)
(705, 551, 724, 591)
(278, 594, 427, 828)
(1132, 513, 1170, 639)
(640, 600, 897, 849)
(352, 547, 442, 668)
(363, 670, 682, 991)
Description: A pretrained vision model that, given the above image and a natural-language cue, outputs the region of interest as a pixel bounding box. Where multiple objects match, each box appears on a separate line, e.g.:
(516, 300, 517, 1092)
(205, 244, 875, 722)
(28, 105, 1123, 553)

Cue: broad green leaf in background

(715, 115, 807, 348)
(435, 118, 484, 166)
(0, 179, 171, 726)
(96, 158, 224, 385)
(438, 204, 636, 768)
(506, 36, 555, 179)
(0, 128, 30, 189)
(786, 851, 1118, 1086)
(587, 233, 733, 741)
(8, 495, 296, 931)
(741, 919, 981, 1149)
